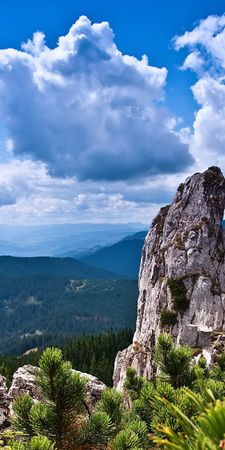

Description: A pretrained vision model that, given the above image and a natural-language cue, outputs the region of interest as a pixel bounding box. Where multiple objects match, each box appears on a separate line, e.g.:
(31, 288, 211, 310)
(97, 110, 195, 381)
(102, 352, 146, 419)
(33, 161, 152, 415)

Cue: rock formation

(9, 366, 106, 410)
(0, 365, 106, 429)
(74, 370, 106, 410)
(0, 375, 10, 429)
(9, 365, 41, 403)
(114, 167, 225, 389)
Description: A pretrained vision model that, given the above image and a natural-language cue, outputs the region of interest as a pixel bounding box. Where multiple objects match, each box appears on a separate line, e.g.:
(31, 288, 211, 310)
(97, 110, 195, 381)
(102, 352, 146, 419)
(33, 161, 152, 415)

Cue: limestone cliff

(114, 167, 225, 389)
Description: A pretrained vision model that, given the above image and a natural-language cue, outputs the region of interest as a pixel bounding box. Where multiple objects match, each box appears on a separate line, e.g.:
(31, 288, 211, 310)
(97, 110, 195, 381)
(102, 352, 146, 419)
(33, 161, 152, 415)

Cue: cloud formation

(174, 14, 225, 169)
(0, 16, 192, 182)
(0, 158, 165, 224)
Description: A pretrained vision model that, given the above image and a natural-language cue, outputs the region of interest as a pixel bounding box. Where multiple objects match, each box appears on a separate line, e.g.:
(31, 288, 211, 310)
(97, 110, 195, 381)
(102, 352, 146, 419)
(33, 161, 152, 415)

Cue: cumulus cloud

(0, 156, 179, 224)
(174, 14, 225, 170)
(180, 51, 204, 73)
(0, 16, 192, 182)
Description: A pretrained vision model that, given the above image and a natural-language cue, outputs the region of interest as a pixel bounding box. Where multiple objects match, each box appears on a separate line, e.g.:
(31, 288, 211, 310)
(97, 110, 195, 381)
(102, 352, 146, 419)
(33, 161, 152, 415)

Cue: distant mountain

(0, 256, 120, 280)
(0, 223, 146, 257)
(80, 231, 147, 279)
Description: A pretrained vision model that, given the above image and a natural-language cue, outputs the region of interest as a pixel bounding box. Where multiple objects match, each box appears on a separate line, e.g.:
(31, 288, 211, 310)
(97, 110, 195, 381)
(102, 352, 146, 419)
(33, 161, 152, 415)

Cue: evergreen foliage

(168, 277, 189, 312)
(4, 333, 225, 450)
(12, 348, 88, 449)
(154, 333, 194, 387)
(0, 432, 55, 450)
(0, 273, 137, 354)
(9, 346, 150, 450)
(124, 368, 144, 400)
(0, 328, 133, 387)
(160, 309, 177, 326)
(96, 388, 124, 429)
(155, 391, 225, 449)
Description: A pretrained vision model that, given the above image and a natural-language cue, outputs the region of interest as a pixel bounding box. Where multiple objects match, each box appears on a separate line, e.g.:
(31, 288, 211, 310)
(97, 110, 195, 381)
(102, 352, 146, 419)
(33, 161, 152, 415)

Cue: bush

(97, 388, 124, 430)
(12, 348, 89, 449)
(124, 368, 144, 401)
(154, 334, 194, 388)
(10, 336, 225, 450)
(168, 277, 189, 312)
(154, 391, 225, 450)
(160, 310, 177, 326)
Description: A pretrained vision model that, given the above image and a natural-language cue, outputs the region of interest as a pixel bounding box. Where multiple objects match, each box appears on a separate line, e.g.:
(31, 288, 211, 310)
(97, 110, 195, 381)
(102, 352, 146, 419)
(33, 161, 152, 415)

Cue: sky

(0, 0, 225, 225)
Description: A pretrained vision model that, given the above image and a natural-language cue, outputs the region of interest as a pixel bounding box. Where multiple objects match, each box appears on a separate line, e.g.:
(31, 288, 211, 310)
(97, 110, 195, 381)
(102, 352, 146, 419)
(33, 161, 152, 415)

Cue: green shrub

(154, 390, 225, 450)
(111, 429, 143, 450)
(168, 277, 189, 312)
(154, 334, 194, 388)
(97, 388, 124, 430)
(217, 354, 225, 371)
(124, 368, 144, 400)
(160, 310, 177, 326)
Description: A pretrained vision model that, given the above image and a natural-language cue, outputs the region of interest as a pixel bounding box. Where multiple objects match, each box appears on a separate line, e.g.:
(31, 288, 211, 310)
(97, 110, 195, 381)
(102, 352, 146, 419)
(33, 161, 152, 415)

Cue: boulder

(73, 370, 106, 410)
(8, 365, 106, 415)
(8, 365, 41, 403)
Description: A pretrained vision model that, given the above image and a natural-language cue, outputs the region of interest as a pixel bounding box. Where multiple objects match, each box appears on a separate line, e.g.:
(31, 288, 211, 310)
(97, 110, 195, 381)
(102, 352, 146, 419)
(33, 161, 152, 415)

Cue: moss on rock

(168, 277, 189, 312)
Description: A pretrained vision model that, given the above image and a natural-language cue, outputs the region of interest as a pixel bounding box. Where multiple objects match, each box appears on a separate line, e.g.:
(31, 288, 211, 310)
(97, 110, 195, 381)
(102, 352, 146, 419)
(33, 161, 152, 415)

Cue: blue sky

(1, 0, 224, 123)
(0, 1, 225, 224)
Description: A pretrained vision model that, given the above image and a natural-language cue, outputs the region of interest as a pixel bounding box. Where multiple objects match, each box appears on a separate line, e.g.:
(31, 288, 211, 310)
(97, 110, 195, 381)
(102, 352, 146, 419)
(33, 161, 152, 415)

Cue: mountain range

(0, 223, 146, 257)
(79, 231, 147, 278)
(0, 225, 146, 354)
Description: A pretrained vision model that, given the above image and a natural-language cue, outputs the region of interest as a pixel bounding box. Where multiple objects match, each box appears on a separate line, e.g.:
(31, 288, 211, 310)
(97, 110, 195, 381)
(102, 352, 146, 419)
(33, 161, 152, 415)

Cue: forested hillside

(0, 271, 137, 354)
(0, 256, 119, 278)
(0, 328, 133, 386)
(81, 231, 146, 278)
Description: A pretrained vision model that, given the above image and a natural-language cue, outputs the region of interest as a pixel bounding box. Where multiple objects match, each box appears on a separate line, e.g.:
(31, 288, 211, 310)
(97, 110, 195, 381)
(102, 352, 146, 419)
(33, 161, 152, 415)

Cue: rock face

(114, 167, 225, 389)
(2, 365, 106, 422)
(73, 370, 106, 410)
(0, 375, 10, 429)
(9, 365, 41, 403)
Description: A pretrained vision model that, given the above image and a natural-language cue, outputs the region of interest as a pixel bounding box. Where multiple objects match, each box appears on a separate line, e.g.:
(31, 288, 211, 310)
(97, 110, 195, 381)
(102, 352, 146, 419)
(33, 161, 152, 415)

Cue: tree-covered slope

(0, 256, 119, 279)
(80, 231, 147, 278)
(0, 328, 133, 387)
(0, 272, 138, 354)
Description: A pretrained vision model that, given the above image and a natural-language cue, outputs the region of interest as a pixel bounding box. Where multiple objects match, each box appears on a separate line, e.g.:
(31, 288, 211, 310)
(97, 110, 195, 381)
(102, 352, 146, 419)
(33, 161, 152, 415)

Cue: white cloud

(0, 16, 192, 183)
(181, 51, 204, 73)
(0, 155, 183, 224)
(0, 159, 162, 224)
(174, 14, 225, 171)
(0, 15, 198, 225)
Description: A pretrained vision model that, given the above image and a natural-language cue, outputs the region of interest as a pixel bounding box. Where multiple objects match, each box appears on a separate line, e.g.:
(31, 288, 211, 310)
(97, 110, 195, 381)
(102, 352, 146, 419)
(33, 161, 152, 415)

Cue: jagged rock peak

(113, 167, 225, 390)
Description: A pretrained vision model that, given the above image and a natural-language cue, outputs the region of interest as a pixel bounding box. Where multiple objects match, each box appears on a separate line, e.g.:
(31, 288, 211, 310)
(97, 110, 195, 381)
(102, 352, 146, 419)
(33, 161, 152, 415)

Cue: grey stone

(8, 365, 106, 417)
(114, 167, 225, 389)
(8, 365, 41, 403)
(0, 375, 9, 429)
(198, 329, 213, 348)
(180, 324, 198, 347)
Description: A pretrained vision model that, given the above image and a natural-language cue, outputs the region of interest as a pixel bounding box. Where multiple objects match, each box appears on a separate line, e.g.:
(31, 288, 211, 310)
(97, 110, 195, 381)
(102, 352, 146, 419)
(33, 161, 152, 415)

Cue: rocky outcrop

(0, 365, 106, 428)
(114, 167, 225, 389)
(9, 365, 41, 403)
(0, 375, 10, 429)
(73, 370, 106, 410)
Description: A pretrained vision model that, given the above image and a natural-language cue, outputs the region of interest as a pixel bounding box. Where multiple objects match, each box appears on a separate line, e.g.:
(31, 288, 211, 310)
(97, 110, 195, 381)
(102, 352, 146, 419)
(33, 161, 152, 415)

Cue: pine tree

(11, 348, 117, 450)
(12, 348, 88, 449)
(154, 333, 194, 388)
